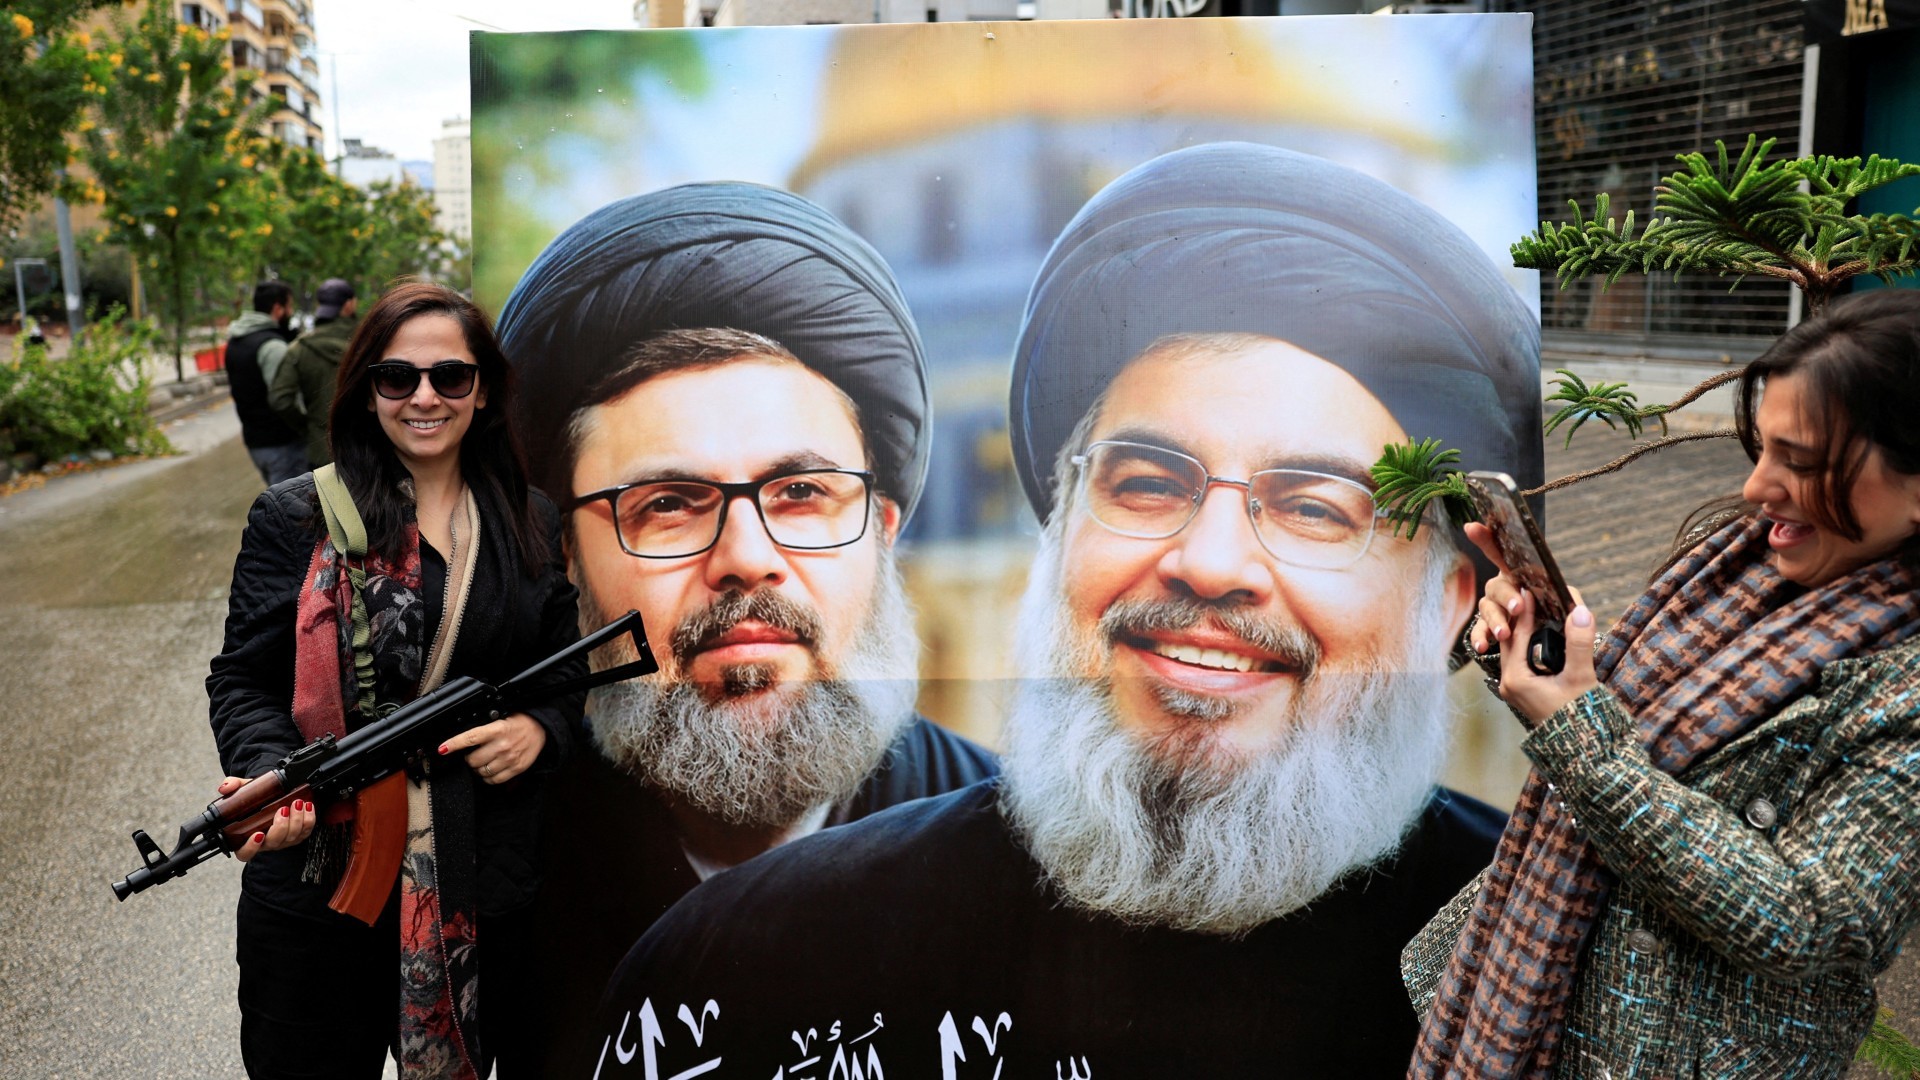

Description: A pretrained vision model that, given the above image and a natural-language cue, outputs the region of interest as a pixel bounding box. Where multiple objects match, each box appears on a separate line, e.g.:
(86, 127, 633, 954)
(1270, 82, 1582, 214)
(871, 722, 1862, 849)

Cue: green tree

(257, 141, 368, 312)
(1515, 135, 1920, 320)
(356, 176, 453, 291)
(0, 0, 110, 235)
(81, 4, 272, 378)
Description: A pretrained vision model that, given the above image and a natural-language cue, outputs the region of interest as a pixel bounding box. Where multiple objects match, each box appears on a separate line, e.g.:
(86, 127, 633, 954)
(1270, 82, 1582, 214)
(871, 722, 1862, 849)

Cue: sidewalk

(1541, 350, 1742, 430)
(0, 390, 238, 526)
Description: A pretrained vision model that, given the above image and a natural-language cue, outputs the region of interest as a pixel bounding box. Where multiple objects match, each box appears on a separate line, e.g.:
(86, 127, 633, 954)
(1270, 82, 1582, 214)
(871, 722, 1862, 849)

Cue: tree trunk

(170, 239, 185, 384)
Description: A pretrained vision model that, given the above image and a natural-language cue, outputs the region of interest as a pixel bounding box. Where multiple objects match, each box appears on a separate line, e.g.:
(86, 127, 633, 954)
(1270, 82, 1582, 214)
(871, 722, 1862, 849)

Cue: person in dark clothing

(207, 283, 583, 1079)
(590, 144, 1538, 1075)
(492, 184, 996, 1078)
(226, 281, 304, 486)
(268, 276, 359, 467)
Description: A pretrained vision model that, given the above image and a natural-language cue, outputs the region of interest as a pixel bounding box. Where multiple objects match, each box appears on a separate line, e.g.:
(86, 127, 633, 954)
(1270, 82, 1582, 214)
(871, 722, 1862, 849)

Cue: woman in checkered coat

(1405, 289, 1920, 1080)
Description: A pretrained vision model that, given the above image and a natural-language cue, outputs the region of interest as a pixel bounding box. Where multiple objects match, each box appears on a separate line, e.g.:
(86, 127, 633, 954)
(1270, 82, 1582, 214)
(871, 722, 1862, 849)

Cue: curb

(148, 373, 230, 425)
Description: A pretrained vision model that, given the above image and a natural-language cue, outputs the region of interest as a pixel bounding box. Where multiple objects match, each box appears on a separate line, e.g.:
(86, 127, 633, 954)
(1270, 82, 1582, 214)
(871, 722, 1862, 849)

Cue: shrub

(0, 307, 174, 463)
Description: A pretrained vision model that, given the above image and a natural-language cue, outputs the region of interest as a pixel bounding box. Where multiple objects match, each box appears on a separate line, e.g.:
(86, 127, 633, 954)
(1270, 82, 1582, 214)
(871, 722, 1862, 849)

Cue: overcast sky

(311, 0, 637, 163)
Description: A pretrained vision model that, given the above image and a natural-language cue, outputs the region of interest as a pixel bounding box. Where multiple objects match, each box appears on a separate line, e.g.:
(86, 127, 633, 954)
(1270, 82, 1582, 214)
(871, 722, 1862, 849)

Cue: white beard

(999, 532, 1456, 937)
(578, 545, 921, 828)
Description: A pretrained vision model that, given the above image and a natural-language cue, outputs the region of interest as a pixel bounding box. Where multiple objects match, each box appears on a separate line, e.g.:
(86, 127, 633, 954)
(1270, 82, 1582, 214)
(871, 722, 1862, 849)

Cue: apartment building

(176, 0, 326, 151)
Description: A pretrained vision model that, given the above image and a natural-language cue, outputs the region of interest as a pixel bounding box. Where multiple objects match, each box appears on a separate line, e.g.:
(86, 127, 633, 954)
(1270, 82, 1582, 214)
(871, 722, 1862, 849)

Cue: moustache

(669, 589, 825, 666)
(1099, 596, 1320, 679)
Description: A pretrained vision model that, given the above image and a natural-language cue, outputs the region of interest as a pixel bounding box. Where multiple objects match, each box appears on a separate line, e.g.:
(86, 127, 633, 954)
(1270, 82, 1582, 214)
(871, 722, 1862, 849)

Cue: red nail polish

(438, 743, 449, 755)
(279, 806, 290, 817)
(252, 832, 265, 844)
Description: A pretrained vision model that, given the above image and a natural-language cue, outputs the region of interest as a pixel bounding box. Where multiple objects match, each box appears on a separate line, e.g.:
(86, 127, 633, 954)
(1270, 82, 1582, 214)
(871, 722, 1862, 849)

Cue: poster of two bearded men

(473, 14, 1541, 1078)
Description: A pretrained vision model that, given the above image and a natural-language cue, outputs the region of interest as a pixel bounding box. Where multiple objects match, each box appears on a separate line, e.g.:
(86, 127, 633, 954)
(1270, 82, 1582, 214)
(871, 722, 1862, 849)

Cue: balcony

(258, 0, 313, 31)
(225, 0, 263, 28)
(179, 2, 224, 30)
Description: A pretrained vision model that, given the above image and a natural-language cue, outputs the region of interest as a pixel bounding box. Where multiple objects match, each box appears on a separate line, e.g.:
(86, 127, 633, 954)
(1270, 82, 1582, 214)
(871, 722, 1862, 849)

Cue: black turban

(1010, 142, 1541, 529)
(497, 182, 930, 520)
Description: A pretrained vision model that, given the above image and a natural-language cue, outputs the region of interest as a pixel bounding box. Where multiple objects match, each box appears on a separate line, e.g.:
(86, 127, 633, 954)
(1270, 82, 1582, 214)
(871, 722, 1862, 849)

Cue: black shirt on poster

(496, 717, 998, 1078)
(588, 779, 1504, 1080)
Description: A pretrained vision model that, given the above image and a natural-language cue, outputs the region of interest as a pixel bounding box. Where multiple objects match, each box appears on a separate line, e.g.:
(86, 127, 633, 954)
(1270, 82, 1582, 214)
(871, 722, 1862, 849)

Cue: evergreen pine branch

(1638, 367, 1746, 428)
(1370, 438, 1475, 541)
(1542, 370, 1658, 446)
(1856, 1008, 1920, 1078)
(1511, 135, 1920, 313)
(1522, 431, 1742, 496)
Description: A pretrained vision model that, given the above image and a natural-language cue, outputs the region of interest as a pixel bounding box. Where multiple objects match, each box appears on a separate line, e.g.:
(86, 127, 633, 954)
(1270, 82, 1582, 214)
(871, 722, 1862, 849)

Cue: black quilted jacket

(206, 474, 584, 921)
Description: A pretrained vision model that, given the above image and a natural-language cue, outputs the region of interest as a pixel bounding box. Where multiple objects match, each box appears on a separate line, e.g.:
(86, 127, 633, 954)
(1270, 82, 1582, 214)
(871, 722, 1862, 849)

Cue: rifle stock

(112, 610, 656, 907)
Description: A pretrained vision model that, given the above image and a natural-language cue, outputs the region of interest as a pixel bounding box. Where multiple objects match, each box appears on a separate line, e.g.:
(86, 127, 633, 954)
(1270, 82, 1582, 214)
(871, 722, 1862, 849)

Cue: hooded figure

(496, 181, 931, 520)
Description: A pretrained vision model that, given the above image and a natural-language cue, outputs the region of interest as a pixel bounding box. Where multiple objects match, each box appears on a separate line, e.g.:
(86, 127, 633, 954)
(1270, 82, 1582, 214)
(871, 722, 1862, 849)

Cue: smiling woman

(205, 282, 585, 1079)
(364, 316, 489, 484)
(1412, 289, 1920, 1080)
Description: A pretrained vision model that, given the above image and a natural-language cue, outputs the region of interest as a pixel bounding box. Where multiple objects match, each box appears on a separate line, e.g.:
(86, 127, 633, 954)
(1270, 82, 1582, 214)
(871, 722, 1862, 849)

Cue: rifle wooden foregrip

(216, 773, 314, 848)
(329, 772, 408, 926)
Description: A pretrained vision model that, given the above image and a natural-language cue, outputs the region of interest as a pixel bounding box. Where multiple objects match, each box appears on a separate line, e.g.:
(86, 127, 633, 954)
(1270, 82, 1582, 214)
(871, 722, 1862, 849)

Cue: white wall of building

(340, 154, 408, 189)
(433, 117, 472, 242)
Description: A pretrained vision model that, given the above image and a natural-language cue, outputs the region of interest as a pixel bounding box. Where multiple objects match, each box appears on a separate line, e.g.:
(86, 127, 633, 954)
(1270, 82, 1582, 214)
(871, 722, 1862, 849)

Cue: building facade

(1496, 0, 1807, 357)
(432, 117, 472, 242)
(174, 0, 326, 151)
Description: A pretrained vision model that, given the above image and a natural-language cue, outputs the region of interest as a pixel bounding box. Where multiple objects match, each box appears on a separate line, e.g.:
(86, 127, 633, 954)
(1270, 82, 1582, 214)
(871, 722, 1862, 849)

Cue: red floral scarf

(292, 485, 485, 1079)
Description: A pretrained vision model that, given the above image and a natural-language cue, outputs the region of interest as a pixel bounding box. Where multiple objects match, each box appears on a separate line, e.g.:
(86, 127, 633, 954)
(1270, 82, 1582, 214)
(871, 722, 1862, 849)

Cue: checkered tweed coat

(1405, 636, 1920, 1080)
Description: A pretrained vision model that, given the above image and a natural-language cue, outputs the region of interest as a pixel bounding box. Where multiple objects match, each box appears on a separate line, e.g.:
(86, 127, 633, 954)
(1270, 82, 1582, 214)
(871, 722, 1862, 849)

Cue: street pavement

(0, 402, 404, 1079)
(0, 377, 1914, 1077)
(0, 400, 260, 1078)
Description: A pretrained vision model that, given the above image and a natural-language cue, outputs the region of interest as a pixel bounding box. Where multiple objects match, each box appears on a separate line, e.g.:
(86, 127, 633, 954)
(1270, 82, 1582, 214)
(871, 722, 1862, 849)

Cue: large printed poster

(474, 15, 1540, 1077)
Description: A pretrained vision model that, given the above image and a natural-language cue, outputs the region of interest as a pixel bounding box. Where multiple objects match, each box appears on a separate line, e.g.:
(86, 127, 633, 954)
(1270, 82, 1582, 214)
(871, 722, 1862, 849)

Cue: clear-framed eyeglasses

(1070, 440, 1385, 570)
(566, 468, 876, 559)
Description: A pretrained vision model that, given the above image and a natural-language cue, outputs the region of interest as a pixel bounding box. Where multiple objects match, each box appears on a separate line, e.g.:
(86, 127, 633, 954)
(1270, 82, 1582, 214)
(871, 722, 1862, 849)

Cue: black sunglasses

(368, 361, 481, 400)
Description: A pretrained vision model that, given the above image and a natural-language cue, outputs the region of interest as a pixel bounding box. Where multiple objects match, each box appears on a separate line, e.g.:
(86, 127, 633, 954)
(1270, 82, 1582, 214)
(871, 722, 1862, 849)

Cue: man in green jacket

(268, 277, 358, 467)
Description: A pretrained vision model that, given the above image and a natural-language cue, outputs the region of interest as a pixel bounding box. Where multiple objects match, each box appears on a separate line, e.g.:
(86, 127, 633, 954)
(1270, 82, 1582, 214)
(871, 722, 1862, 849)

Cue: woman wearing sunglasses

(206, 282, 584, 1079)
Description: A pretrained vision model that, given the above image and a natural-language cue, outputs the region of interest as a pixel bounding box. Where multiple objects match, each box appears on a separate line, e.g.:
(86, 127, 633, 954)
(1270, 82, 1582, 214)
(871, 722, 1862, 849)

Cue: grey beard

(999, 533, 1456, 937)
(577, 546, 921, 829)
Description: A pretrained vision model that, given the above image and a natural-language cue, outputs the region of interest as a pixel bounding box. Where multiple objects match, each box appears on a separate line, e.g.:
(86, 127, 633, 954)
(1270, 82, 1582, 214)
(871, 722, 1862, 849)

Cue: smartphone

(1463, 471, 1576, 675)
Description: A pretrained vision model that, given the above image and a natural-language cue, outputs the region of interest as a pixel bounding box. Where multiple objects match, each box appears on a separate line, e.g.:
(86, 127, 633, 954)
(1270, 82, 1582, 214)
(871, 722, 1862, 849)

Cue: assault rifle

(111, 610, 656, 924)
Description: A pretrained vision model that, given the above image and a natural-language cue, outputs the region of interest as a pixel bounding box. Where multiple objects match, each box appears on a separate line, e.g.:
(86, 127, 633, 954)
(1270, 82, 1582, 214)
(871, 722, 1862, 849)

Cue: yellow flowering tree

(81, 3, 269, 377)
(0, 0, 110, 234)
(256, 141, 374, 311)
(356, 176, 456, 293)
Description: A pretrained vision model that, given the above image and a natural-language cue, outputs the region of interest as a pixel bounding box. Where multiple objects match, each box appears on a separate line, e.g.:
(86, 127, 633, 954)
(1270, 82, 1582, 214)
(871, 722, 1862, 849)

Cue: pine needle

(1370, 438, 1474, 541)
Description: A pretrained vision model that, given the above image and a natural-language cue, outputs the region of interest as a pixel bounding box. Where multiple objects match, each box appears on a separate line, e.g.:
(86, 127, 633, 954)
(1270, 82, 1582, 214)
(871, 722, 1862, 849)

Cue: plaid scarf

(292, 487, 486, 1080)
(1410, 514, 1920, 1079)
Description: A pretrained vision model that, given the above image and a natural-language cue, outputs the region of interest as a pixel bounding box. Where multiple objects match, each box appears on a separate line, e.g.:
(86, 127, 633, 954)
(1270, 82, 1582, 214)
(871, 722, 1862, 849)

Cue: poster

(473, 15, 1541, 1075)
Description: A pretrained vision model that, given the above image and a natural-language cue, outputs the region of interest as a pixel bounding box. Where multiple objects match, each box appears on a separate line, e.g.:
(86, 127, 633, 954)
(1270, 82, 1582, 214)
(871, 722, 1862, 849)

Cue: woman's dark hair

(1670, 289, 1920, 569)
(328, 282, 548, 574)
(1737, 289, 1920, 535)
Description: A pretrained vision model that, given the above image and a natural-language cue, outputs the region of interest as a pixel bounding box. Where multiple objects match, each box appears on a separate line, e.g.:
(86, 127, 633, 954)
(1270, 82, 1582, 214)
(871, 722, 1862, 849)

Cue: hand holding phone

(1463, 472, 1577, 676)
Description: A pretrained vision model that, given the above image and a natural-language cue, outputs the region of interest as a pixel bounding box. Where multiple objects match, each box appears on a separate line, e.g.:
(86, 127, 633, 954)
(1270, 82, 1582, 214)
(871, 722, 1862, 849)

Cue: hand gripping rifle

(111, 610, 657, 924)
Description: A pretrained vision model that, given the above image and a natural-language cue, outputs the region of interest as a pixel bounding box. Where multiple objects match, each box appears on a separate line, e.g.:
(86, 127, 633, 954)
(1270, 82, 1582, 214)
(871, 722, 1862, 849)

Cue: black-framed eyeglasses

(1070, 440, 1385, 570)
(368, 361, 481, 400)
(567, 468, 877, 559)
